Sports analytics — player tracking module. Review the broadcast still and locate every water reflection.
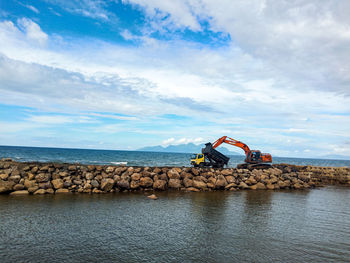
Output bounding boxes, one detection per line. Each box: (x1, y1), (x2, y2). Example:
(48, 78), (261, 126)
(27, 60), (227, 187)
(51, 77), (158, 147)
(242, 190), (273, 225)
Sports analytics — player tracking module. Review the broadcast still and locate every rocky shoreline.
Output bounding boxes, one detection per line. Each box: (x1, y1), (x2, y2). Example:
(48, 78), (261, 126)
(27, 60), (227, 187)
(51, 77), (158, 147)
(0, 159), (349, 195)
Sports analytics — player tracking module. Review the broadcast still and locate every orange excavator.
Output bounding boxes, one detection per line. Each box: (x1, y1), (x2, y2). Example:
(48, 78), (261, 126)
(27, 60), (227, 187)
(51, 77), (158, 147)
(190, 136), (272, 168)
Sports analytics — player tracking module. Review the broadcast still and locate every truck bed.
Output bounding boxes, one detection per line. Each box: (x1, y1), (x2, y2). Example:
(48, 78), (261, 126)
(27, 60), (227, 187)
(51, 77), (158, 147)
(202, 143), (230, 167)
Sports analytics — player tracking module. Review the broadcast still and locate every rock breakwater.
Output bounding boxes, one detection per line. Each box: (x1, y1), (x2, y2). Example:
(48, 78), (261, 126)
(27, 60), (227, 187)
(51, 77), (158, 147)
(0, 159), (349, 195)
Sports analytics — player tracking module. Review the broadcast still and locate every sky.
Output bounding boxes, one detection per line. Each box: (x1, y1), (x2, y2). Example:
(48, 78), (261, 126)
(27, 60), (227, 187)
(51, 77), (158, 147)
(0, 0), (349, 158)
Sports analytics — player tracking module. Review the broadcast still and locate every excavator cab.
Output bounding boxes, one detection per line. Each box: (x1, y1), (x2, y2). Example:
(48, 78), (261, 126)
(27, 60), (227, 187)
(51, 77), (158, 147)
(190, 153), (205, 167)
(249, 151), (261, 162)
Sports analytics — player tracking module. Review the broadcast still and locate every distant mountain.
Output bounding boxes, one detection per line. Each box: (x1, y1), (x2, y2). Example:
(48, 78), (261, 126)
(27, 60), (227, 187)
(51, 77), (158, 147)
(138, 143), (243, 155)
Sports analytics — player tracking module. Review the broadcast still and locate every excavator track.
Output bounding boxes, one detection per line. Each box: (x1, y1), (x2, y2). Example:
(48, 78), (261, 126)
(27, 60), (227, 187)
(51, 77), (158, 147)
(236, 163), (272, 170)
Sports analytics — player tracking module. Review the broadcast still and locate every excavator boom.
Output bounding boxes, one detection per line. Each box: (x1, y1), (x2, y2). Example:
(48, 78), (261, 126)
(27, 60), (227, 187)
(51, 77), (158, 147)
(212, 136), (250, 155)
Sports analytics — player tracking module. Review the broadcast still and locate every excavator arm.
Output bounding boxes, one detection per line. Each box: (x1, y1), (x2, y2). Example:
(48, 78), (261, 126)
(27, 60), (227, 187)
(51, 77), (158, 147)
(212, 136), (251, 155)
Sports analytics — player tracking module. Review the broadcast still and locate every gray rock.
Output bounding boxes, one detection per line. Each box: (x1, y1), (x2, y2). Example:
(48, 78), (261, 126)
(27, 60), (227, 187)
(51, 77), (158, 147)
(36, 173), (50, 183)
(91, 180), (99, 188)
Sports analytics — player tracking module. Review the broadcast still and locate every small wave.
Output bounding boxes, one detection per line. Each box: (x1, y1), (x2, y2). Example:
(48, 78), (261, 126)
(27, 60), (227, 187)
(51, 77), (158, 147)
(110, 161), (128, 165)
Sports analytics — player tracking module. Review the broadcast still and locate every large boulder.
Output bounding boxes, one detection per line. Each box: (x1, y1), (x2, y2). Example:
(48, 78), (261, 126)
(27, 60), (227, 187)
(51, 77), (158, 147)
(215, 175), (227, 189)
(68, 165), (76, 171)
(193, 180), (207, 190)
(85, 173), (94, 180)
(39, 182), (52, 189)
(293, 182), (303, 189)
(266, 183), (275, 190)
(46, 188), (55, 194)
(194, 176), (207, 183)
(246, 176), (257, 185)
(52, 179), (64, 189)
(269, 176), (278, 184)
(117, 180), (130, 189)
(28, 186), (39, 193)
(56, 189), (70, 194)
(168, 179), (181, 189)
(101, 178), (114, 191)
(36, 173), (50, 183)
(105, 166), (115, 173)
(131, 173), (141, 181)
(13, 184), (25, 191)
(130, 180), (140, 189)
(140, 177), (153, 188)
(0, 179), (15, 193)
(168, 169), (180, 180)
(33, 189), (46, 195)
(221, 169), (233, 176)
(238, 182), (249, 189)
(186, 187), (200, 192)
(251, 182), (266, 190)
(158, 173), (168, 181)
(8, 175), (21, 184)
(181, 172), (193, 179)
(278, 180), (290, 189)
(208, 177), (216, 185)
(225, 183), (237, 190)
(153, 180), (167, 190)
(183, 178), (193, 188)
(225, 176), (235, 184)
(91, 180), (99, 188)
(191, 168), (199, 176)
(0, 173), (8, 180)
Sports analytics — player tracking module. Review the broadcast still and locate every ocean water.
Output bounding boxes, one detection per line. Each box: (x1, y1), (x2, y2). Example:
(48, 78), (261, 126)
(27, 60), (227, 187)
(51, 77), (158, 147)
(0, 145), (349, 167)
(1, 187), (350, 262)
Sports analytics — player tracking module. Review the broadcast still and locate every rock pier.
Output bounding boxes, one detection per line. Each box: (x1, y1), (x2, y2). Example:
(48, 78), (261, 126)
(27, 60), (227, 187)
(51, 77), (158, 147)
(0, 159), (349, 195)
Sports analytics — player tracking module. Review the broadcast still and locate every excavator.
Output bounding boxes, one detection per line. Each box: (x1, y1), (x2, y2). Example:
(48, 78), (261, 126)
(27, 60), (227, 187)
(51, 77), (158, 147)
(190, 136), (272, 169)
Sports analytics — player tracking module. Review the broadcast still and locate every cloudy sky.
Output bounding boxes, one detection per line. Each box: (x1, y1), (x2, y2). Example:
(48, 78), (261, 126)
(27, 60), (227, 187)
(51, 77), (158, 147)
(0, 0), (349, 158)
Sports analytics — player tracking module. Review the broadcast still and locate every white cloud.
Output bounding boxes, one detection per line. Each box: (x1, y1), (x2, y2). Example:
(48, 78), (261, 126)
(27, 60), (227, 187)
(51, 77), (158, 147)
(25, 5), (40, 14)
(27, 115), (75, 124)
(13, 18), (48, 46)
(46, 0), (113, 21)
(162, 137), (205, 146)
(162, 138), (175, 146)
(126, 0), (350, 96)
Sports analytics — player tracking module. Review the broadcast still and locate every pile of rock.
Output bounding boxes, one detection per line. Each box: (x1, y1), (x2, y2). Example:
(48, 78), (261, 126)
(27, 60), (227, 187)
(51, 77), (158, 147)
(0, 159), (349, 195)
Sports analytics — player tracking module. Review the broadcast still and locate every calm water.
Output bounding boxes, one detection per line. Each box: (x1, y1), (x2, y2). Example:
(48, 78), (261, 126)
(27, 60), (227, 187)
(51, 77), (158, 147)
(0, 187), (350, 262)
(0, 145), (349, 167)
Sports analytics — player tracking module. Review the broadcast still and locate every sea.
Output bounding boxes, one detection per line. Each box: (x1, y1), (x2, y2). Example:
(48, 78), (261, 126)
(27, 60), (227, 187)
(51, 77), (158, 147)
(0, 145), (349, 167)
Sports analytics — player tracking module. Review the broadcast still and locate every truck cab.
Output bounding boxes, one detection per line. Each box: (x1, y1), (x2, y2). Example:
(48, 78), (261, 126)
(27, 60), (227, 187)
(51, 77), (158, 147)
(190, 153), (205, 167)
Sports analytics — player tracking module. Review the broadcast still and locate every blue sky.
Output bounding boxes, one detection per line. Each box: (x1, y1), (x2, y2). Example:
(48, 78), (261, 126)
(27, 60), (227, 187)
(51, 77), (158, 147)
(0, 0), (349, 158)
